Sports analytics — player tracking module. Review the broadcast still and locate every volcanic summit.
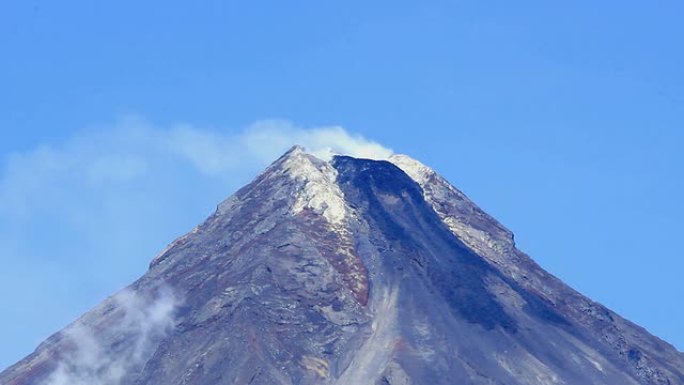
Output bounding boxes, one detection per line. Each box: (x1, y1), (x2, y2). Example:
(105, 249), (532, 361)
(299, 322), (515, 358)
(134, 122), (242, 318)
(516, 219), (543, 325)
(2, 146), (683, 385)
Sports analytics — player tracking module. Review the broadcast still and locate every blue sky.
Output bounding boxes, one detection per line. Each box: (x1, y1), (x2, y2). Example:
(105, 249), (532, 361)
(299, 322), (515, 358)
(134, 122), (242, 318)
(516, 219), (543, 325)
(1, 0), (683, 369)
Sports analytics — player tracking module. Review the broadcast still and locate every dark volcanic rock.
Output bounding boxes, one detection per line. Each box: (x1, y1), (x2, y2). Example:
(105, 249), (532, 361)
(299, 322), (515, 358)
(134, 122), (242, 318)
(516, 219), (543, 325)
(2, 146), (683, 385)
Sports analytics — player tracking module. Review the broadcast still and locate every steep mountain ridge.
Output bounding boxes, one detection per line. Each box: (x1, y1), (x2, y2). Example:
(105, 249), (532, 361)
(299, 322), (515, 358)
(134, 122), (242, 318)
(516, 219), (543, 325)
(2, 146), (682, 385)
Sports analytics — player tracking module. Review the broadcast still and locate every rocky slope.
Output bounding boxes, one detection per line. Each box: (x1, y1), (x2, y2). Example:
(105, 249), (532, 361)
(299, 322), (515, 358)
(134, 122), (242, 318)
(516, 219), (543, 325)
(2, 146), (683, 385)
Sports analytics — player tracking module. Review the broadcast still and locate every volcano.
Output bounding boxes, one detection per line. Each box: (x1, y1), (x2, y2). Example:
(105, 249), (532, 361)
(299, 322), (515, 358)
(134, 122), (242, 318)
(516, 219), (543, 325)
(2, 146), (683, 385)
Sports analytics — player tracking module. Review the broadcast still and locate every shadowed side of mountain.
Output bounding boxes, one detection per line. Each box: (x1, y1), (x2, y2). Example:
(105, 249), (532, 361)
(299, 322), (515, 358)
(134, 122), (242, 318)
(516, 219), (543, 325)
(331, 156), (654, 384)
(388, 154), (684, 385)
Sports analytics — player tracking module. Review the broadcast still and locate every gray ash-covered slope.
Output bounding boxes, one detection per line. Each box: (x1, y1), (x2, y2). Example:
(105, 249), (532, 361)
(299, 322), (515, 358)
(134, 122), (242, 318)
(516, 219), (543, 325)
(2, 146), (684, 385)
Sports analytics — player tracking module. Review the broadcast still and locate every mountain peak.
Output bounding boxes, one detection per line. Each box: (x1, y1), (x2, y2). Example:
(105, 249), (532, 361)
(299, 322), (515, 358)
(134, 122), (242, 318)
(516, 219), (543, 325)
(288, 144), (306, 153)
(270, 144), (320, 170)
(219, 145), (351, 227)
(3, 149), (684, 385)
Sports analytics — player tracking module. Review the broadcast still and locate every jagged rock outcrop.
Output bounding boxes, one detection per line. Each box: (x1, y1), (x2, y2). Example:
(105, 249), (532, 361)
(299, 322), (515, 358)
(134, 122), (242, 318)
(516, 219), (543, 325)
(2, 146), (683, 385)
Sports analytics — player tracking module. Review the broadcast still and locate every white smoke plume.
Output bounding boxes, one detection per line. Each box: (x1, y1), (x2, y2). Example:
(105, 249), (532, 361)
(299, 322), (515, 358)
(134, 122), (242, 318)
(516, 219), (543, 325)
(0, 118), (392, 219)
(43, 288), (178, 385)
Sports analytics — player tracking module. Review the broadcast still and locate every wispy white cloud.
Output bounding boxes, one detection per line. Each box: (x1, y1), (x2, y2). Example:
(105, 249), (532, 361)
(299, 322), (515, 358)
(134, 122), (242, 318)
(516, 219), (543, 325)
(43, 288), (178, 385)
(165, 119), (392, 175)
